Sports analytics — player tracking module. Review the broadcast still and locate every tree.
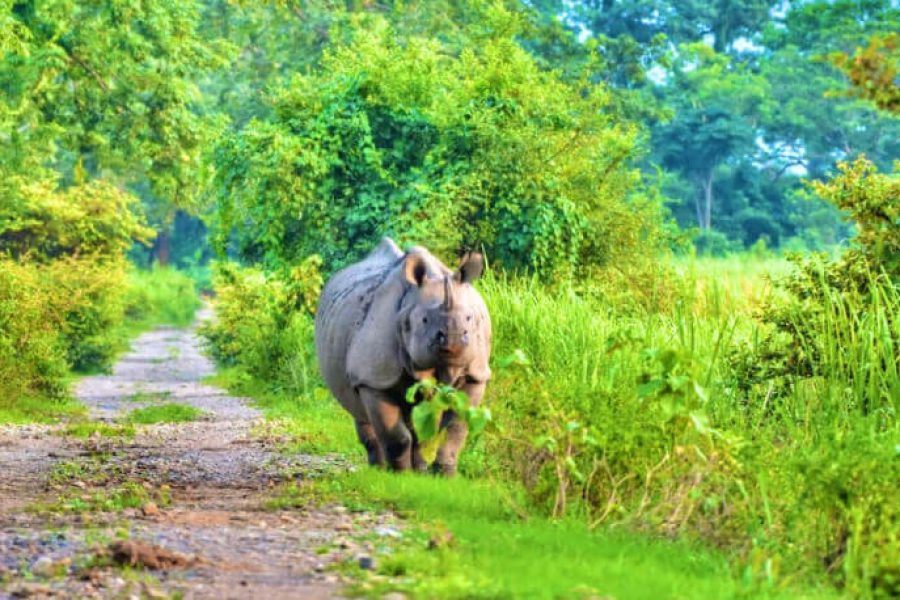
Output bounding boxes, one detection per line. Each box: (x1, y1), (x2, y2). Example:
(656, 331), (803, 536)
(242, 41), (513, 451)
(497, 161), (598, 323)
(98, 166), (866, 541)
(652, 44), (767, 230)
(535, 0), (777, 53)
(759, 1), (900, 177)
(210, 8), (665, 278)
(830, 33), (900, 114)
(1, 0), (230, 263)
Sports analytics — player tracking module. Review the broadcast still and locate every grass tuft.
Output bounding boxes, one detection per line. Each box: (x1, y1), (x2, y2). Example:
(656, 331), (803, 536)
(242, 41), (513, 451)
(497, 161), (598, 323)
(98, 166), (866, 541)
(61, 422), (136, 439)
(125, 403), (205, 424)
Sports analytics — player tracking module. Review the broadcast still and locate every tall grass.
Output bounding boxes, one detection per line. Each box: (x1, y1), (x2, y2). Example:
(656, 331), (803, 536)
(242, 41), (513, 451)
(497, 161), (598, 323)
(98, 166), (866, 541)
(202, 257), (898, 596)
(477, 264), (898, 596)
(123, 267), (202, 330)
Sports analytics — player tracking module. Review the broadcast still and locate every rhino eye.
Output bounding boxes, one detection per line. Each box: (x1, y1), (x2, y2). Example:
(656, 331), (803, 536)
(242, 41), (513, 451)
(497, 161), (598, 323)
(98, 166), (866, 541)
(466, 315), (472, 322)
(422, 317), (428, 324)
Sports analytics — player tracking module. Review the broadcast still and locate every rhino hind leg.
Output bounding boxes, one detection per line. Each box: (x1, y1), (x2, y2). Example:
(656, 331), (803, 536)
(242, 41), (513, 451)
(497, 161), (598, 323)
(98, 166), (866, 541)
(359, 387), (413, 471)
(355, 421), (384, 467)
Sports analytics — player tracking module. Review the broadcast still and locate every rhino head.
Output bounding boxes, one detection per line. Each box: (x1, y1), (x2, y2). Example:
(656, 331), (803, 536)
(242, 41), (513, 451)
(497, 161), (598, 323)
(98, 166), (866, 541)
(399, 252), (486, 383)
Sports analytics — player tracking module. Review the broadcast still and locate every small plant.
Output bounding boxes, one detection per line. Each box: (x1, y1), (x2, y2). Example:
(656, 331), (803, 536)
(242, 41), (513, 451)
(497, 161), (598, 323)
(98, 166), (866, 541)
(61, 422), (136, 440)
(126, 390), (173, 403)
(32, 481), (171, 514)
(125, 403), (205, 424)
(405, 378), (492, 463)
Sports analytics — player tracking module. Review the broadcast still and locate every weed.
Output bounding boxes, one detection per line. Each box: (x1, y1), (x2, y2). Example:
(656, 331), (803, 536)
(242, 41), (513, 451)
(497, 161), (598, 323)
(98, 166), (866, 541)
(125, 403), (205, 424)
(0, 395), (85, 424)
(32, 481), (171, 515)
(126, 391), (173, 403)
(61, 422), (136, 440)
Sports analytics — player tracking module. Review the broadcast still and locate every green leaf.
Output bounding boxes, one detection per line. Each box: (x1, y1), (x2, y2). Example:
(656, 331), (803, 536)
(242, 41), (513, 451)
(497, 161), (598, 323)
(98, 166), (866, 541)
(412, 401), (439, 442)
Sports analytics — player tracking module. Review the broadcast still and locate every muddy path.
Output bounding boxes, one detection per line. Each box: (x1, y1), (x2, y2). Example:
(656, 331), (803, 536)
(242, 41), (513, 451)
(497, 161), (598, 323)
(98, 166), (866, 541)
(0, 310), (387, 599)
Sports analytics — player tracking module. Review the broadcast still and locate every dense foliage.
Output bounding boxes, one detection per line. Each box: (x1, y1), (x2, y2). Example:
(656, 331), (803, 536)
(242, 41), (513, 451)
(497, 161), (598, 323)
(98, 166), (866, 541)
(203, 252), (899, 596)
(2, 0), (899, 596)
(535, 0), (900, 252)
(211, 11), (662, 277)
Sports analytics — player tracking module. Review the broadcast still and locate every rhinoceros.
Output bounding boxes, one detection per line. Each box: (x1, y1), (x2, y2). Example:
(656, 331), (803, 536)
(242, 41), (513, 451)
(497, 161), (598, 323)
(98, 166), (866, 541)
(315, 238), (491, 474)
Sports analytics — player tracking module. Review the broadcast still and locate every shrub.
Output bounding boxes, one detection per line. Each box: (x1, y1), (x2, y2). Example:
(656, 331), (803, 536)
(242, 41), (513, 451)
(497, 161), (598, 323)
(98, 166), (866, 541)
(0, 176), (201, 412)
(210, 9), (666, 278)
(123, 268), (202, 329)
(0, 259), (69, 400)
(0, 178), (153, 261)
(200, 259), (322, 394)
(47, 257), (130, 372)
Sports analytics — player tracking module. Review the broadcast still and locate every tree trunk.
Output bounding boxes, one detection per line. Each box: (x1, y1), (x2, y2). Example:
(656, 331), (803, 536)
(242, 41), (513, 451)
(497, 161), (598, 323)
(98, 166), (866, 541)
(694, 190), (704, 230)
(154, 230), (170, 267)
(702, 170), (714, 230)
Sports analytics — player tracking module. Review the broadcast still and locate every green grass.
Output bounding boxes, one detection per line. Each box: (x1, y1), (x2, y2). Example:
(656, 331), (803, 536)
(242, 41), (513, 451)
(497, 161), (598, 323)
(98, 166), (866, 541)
(0, 395), (85, 424)
(202, 256), (897, 598)
(125, 390), (173, 403)
(61, 421), (136, 439)
(123, 267), (202, 330)
(273, 471), (836, 600)
(124, 403), (205, 424)
(32, 481), (171, 514)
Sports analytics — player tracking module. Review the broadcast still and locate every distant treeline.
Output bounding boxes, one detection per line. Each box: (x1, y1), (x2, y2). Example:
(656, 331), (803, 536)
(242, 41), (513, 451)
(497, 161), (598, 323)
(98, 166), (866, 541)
(2, 0), (898, 268)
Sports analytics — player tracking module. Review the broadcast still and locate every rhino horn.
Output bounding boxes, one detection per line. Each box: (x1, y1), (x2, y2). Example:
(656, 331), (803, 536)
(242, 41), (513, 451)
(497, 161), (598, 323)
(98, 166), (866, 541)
(442, 275), (454, 310)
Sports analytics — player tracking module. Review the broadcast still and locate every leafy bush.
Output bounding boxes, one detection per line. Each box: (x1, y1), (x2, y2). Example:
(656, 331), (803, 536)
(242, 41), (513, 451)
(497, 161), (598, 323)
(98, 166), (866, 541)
(0, 259), (69, 400)
(211, 9), (666, 278)
(200, 259), (322, 394)
(0, 258), (202, 408)
(0, 177), (201, 414)
(123, 268), (202, 329)
(0, 179), (153, 261)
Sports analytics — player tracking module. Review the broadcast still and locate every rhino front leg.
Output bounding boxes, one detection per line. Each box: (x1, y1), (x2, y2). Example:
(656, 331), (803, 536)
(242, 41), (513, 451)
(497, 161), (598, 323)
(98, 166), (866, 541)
(359, 387), (413, 471)
(355, 421), (384, 467)
(402, 406), (428, 472)
(433, 381), (486, 476)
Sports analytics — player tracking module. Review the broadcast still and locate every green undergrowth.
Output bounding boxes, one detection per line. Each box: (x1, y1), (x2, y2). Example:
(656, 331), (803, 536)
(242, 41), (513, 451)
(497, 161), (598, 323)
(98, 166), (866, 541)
(61, 422), (136, 440)
(126, 390), (173, 403)
(122, 267), (202, 332)
(0, 267), (201, 424)
(33, 481), (171, 514)
(273, 471), (837, 600)
(34, 454), (172, 515)
(216, 364), (839, 599)
(202, 258), (896, 596)
(125, 403), (205, 424)
(0, 394), (85, 424)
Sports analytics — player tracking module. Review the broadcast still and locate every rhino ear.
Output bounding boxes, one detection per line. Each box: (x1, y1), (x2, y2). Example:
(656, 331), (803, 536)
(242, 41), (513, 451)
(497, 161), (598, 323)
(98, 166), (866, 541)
(456, 252), (484, 284)
(403, 253), (428, 287)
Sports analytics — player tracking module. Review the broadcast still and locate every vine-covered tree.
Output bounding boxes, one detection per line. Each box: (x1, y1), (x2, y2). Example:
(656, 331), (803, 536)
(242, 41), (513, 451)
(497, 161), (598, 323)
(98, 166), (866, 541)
(210, 8), (666, 277)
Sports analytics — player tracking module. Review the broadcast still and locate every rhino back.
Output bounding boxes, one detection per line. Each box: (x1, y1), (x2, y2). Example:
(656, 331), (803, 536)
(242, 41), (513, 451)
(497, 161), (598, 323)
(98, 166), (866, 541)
(315, 239), (404, 419)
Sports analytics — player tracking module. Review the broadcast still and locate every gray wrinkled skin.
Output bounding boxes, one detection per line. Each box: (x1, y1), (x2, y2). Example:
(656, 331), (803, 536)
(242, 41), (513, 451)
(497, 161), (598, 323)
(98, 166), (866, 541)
(315, 238), (491, 474)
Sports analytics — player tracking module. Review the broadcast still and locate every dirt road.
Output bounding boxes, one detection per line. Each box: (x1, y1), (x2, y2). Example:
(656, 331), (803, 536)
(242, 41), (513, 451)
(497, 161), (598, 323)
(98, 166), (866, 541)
(0, 310), (381, 599)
